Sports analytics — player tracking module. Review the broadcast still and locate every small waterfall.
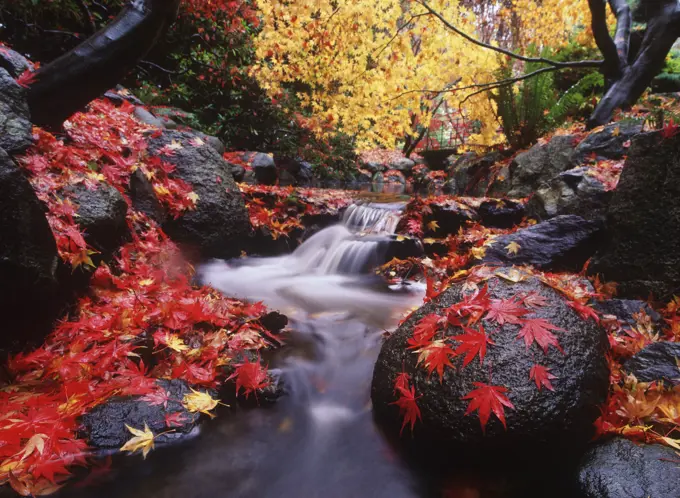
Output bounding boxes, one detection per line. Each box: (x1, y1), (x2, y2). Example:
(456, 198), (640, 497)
(199, 200), (418, 326)
(342, 202), (403, 234)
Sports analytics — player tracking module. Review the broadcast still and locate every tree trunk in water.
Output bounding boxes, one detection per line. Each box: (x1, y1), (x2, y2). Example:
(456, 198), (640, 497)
(587, 0), (680, 128)
(27, 0), (181, 129)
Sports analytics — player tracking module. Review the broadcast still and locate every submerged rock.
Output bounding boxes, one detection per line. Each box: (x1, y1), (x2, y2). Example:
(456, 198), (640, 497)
(482, 215), (602, 272)
(507, 135), (577, 198)
(81, 379), (201, 450)
(147, 130), (251, 259)
(371, 270), (609, 462)
(589, 131), (680, 300)
(623, 342), (680, 386)
(0, 148), (63, 349)
(577, 438), (680, 498)
(0, 67), (32, 154)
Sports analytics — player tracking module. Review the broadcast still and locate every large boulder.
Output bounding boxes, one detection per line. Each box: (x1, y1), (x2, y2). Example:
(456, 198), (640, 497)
(372, 269), (609, 462)
(81, 380), (201, 450)
(478, 199), (525, 229)
(507, 135), (577, 198)
(593, 299), (662, 330)
(425, 200), (479, 237)
(389, 157), (416, 173)
(129, 168), (167, 223)
(527, 167), (612, 221)
(623, 342), (680, 386)
(573, 121), (643, 164)
(0, 149), (62, 348)
(0, 46), (33, 78)
(589, 131), (680, 300)
(577, 438), (680, 498)
(147, 130), (251, 259)
(450, 151), (504, 196)
(481, 215), (603, 272)
(63, 183), (129, 259)
(0, 67), (32, 154)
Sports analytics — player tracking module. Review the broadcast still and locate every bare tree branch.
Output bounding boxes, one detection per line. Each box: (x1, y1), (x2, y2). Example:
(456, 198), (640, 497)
(609, 0), (632, 65)
(417, 0), (603, 69)
(588, 0), (620, 75)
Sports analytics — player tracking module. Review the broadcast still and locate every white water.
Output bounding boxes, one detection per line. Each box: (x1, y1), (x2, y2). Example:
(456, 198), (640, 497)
(199, 202), (424, 329)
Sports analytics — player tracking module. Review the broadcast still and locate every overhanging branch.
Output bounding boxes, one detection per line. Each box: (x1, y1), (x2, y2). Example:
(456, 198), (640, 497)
(417, 0), (603, 69)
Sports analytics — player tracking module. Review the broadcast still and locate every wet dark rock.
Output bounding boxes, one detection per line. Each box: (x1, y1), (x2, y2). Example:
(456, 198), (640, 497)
(147, 130), (251, 259)
(573, 121), (643, 164)
(527, 167), (612, 221)
(0, 68), (32, 154)
(478, 199), (525, 228)
(419, 148), (457, 171)
(589, 131), (680, 300)
(64, 183), (129, 259)
(129, 168), (167, 223)
(0, 148), (63, 349)
(372, 270), (610, 462)
(251, 152), (277, 185)
(133, 106), (166, 128)
(482, 215), (603, 272)
(197, 134), (225, 155)
(362, 161), (386, 174)
(80, 379), (201, 450)
(103, 85), (144, 106)
(426, 201), (478, 236)
(450, 151), (504, 196)
(593, 299), (662, 329)
(623, 342), (680, 386)
(389, 157), (415, 173)
(0, 46), (33, 78)
(296, 161), (314, 186)
(577, 438), (680, 498)
(230, 164), (246, 183)
(508, 135), (577, 198)
(259, 311), (289, 336)
(384, 235), (424, 261)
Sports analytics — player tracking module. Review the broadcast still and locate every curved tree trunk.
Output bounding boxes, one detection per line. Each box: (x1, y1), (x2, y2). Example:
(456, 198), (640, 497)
(27, 0), (181, 129)
(587, 0), (680, 128)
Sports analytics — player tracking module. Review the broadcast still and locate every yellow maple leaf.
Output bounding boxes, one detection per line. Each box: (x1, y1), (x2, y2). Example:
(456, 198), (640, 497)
(120, 423), (155, 459)
(470, 246), (487, 260)
(505, 241), (521, 255)
(186, 191), (200, 203)
(182, 389), (220, 418)
(423, 238), (437, 244)
(168, 140), (183, 150)
(20, 433), (47, 460)
(611, 126), (620, 137)
(495, 268), (527, 283)
(426, 220), (440, 231)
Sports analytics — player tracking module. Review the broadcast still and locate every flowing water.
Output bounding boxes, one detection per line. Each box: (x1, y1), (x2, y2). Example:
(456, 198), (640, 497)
(58, 202), (435, 498)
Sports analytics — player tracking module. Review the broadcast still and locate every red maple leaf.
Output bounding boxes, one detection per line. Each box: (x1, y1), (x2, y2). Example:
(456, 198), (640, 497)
(484, 298), (528, 325)
(227, 355), (270, 399)
(15, 69), (37, 88)
(662, 118), (679, 139)
(567, 300), (600, 323)
(416, 339), (455, 381)
(164, 411), (189, 428)
(391, 385), (422, 435)
(406, 218), (423, 236)
(407, 313), (443, 350)
(452, 325), (494, 367)
(522, 291), (549, 308)
(393, 369), (410, 394)
(142, 389), (172, 408)
(447, 285), (490, 326)
(516, 318), (565, 354)
(462, 382), (515, 433)
(529, 364), (557, 392)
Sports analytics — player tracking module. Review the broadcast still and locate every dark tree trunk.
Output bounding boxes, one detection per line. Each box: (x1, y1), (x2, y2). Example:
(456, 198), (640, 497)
(27, 0), (181, 129)
(587, 0), (680, 128)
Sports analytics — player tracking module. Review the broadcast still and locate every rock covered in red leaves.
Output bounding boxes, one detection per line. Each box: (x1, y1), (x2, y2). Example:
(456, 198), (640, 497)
(371, 267), (609, 462)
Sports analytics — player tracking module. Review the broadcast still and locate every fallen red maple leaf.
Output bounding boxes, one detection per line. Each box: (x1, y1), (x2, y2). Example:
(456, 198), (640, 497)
(391, 385), (422, 435)
(393, 369), (410, 394)
(416, 339), (455, 381)
(407, 313), (443, 350)
(15, 69), (37, 88)
(662, 118), (679, 139)
(141, 389), (172, 408)
(227, 355), (270, 399)
(164, 411), (189, 428)
(516, 318), (565, 354)
(529, 364), (557, 391)
(484, 297), (528, 325)
(567, 300), (600, 323)
(452, 325), (495, 367)
(462, 382), (515, 433)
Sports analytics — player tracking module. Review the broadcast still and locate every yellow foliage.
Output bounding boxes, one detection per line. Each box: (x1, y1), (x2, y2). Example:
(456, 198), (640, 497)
(120, 423), (155, 459)
(252, 0), (600, 150)
(182, 389), (220, 417)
